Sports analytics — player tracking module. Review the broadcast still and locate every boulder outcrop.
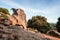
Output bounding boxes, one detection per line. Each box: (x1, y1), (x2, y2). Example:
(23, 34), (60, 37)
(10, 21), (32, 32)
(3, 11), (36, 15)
(1, 8), (60, 40)
(47, 30), (60, 38)
(0, 9), (51, 40)
(7, 8), (26, 30)
(0, 23), (50, 40)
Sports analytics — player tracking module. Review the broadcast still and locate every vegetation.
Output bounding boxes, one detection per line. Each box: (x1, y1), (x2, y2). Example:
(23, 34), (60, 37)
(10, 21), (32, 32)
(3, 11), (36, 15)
(56, 17), (60, 32)
(27, 16), (52, 33)
(0, 8), (10, 19)
(0, 8), (10, 15)
(49, 23), (56, 30)
(0, 13), (8, 19)
(0, 7), (60, 33)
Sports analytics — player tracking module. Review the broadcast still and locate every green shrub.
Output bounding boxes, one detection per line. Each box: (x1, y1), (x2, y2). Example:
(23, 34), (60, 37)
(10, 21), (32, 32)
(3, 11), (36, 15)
(27, 16), (51, 33)
(56, 17), (60, 32)
(0, 8), (10, 15)
(0, 8), (10, 19)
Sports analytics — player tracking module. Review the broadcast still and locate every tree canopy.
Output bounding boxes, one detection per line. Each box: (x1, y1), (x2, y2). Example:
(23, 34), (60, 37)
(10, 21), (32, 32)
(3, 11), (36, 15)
(56, 17), (60, 32)
(27, 16), (51, 33)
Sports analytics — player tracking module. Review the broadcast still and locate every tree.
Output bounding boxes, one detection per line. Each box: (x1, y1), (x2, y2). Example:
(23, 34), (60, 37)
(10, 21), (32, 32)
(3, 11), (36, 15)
(27, 16), (51, 33)
(0, 8), (10, 15)
(56, 17), (60, 32)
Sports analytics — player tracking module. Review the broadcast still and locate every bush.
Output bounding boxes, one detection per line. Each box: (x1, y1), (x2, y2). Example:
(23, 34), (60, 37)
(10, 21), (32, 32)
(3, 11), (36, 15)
(56, 17), (60, 32)
(27, 16), (51, 33)
(0, 8), (10, 15)
(0, 8), (10, 19)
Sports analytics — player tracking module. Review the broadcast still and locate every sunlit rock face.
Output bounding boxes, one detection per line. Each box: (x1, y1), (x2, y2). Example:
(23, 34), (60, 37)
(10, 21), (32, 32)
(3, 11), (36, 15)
(0, 11), (50, 40)
(7, 8), (27, 30)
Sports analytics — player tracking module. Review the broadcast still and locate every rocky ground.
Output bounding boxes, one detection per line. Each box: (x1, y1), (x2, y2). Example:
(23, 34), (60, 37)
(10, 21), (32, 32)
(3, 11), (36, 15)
(0, 23), (50, 40)
(43, 34), (60, 40)
(0, 8), (60, 40)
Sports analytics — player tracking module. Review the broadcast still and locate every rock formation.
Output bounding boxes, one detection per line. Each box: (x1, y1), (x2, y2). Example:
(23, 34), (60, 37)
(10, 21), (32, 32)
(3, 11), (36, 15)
(0, 8), (51, 40)
(0, 8), (60, 40)
(7, 8), (26, 30)
(47, 30), (60, 38)
(0, 23), (50, 40)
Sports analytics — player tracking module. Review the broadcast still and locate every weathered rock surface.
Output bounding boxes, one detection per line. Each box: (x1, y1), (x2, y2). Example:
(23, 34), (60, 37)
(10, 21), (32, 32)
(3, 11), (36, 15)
(7, 8), (26, 30)
(0, 23), (50, 40)
(0, 8), (52, 40)
(47, 30), (60, 38)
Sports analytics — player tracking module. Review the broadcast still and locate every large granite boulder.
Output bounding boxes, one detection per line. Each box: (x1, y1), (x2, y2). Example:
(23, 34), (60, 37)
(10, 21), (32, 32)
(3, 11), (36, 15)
(7, 8), (26, 30)
(0, 23), (50, 40)
(47, 30), (60, 38)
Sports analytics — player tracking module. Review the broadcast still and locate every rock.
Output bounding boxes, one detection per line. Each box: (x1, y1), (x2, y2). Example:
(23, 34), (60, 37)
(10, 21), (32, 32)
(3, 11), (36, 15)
(7, 15), (17, 25)
(0, 8), (51, 40)
(12, 8), (26, 30)
(0, 12), (12, 26)
(0, 24), (50, 40)
(47, 30), (60, 38)
(0, 8), (27, 30)
(7, 8), (26, 30)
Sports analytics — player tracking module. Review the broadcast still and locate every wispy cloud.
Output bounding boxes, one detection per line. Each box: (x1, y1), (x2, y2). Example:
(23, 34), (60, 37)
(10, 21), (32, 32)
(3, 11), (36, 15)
(0, 0), (60, 23)
(0, 0), (53, 14)
(0, 0), (46, 14)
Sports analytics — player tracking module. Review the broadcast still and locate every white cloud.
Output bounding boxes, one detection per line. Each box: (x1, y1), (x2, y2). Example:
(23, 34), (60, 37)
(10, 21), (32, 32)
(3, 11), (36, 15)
(0, 0), (45, 14)
(0, 0), (54, 14)
(0, 0), (60, 23)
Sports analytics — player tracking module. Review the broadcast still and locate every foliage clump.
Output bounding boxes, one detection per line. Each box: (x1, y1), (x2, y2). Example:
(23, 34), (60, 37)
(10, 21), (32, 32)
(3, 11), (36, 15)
(27, 16), (51, 33)
(0, 8), (10, 19)
(0, 8), (10, 15)
(56, 17), (60, 32)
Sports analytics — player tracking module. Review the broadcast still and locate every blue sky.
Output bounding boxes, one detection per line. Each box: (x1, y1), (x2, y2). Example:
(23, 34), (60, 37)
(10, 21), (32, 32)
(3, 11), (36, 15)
(0, 0), (60, 23)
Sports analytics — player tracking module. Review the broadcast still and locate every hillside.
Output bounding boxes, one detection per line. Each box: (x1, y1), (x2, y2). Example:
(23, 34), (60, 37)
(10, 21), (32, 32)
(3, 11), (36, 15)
(0, 8), (60, 40)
